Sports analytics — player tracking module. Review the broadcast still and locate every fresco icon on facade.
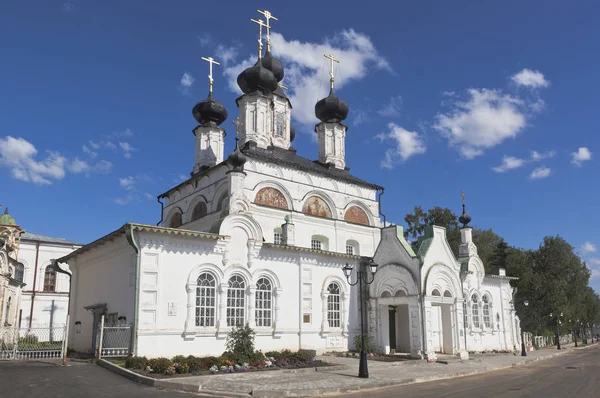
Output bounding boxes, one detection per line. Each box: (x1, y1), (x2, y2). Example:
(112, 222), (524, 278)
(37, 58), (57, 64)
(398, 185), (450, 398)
(302, 196), (332, 218)
(255, 187), (288, 210)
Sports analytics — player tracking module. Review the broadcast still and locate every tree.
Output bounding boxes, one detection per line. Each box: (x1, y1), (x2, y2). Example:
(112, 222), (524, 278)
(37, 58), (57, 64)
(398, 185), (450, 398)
(404, 206), (460, 256)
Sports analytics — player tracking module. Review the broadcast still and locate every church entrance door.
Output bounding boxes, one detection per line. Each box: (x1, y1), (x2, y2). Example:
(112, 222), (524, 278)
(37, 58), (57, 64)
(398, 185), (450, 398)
(388, 306), (397, 351)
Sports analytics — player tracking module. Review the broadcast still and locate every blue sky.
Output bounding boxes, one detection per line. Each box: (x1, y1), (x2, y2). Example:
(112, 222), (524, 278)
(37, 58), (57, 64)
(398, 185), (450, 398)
(1, 1), (598, 290)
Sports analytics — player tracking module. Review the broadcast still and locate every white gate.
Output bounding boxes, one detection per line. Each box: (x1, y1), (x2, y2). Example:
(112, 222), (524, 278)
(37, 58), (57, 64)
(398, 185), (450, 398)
(0, 324), (66, 360)
(95, 315), (132, 358)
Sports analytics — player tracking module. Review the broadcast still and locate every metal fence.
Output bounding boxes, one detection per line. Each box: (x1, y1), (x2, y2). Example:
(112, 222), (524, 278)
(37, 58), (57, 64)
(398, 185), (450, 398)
(95, 317), (132, 358)
(0, 325), (66, 360)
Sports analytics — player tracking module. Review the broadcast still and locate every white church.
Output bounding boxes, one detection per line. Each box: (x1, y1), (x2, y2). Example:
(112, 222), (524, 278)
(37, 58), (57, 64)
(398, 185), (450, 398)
(58, 11), (522, 360)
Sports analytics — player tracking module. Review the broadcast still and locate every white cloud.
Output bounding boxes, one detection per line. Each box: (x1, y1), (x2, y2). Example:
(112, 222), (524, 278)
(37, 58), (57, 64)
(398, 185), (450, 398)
(511, 69), (550, 88)
(68, 158), (89, 174)
(68, 158), (113, 175)
(0, 136), (67, 185)
(88, 140), (101, 150)
(588, 258), (600, 265)
(197, 33), (212, 47)
(144, 193), (154, 200)
(571, 147), (592, 166)
(492, 156), (526, 173)
(377, 95), (402, 118)
(119, 142), (134, 158)
(379, 123), (426, 168)
(215, 44), (239, 67)
(224, 29), (390, 129)
(114, 194), (138, 206)
(434, 89), (528, 159)
(82, 144), (98, 158)
(352, 109), (370, 126)
(180, 72), (194, 88)
(119, 176), (135, 190)
(581, 242), (597, 254)
(530, 150), (555, 161)
(529, 166), (551, 179)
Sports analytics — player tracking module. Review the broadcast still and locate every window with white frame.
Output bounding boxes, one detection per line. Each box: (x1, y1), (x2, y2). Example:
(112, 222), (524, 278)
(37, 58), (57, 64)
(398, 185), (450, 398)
(14, 263), (24, 283)
(346, 244), (354, 255)
(255, 277), (273, 327)
(345, 240), (359, 256)
(327, 282), (341, 328)
(275, 112), (284, 137)
(227, 275), (246, 327)
(463, 293), (469, 329)
(196, 272), (216, 327)
(273, 228), (283, 245)
(482, 295), (491, 328)
(471, 294), (480, 328)
(311, 239), (322, 251)
(43, 265), (56, 292)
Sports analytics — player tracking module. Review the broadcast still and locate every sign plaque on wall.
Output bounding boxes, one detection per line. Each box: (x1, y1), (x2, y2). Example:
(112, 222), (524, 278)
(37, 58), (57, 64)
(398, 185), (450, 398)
(168, 302), (177, 316)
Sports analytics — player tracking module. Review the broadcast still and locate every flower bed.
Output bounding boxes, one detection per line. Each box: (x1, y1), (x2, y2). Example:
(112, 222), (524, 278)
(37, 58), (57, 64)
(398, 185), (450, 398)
(123, 349), (329, 378)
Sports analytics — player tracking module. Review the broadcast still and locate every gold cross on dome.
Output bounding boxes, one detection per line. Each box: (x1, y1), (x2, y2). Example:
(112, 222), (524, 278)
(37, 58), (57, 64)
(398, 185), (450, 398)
(251, 18), (268, 59)
(257, 9), (278, 51)
(461, 190), (466, 205)
(278, 81), (288, 91)
(323, 54), (340, 90)
(232, 117), (243, 138)
(201, 56), (220, 93)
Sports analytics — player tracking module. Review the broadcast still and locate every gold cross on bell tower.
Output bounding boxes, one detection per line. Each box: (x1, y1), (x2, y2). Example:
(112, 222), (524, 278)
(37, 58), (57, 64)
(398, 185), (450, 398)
(461, 190), (466, 206)
(250, 18), (268, 60)
(323, 54), (340, 90)
(232, 116), (243, 139)
(257, 9), (278, 51)
(201, 56), (220, 93)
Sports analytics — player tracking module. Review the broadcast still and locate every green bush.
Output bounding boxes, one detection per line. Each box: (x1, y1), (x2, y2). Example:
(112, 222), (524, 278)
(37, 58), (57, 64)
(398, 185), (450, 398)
(124, 355), (148, 370)
(148, 357), (173, 374)
(18, 334), (39, 345)
(225, 324), (256, 357)
(185, 355), (207, 372)
(353, 335), (375, 353)
(296, 349), (316, 362)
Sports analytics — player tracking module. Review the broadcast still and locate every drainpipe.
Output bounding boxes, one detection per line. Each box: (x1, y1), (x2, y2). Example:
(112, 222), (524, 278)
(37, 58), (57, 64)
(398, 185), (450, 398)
(51, 260), (71, 366)
(419, 279), (427, 359)
(125, 225), (141, 356)
(460, 272), (468, 353)
(28, 241), (40, 330)
(157, 197), (165, 226)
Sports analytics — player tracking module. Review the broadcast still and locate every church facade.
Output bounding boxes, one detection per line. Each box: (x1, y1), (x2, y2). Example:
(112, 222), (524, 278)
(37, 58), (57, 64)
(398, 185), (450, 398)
(58, 11), (521, 359)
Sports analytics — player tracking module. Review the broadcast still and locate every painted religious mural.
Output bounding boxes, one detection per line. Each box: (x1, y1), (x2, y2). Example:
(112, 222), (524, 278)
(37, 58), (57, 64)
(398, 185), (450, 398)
(344, 206), (369, 226)
(254, 187), (288, 210)
(302, 196), (332, 218)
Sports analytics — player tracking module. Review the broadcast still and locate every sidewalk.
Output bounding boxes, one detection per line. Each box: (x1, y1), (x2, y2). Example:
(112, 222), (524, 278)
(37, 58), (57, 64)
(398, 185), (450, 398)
(99, 343), (597, 398)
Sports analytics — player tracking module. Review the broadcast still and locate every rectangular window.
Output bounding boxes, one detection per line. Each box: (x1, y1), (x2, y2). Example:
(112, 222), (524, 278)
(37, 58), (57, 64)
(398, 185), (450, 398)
(303, 298), (312, 310)
(311, 239), (322, 251)
(303, 314), (311, 324)
(275, 113), (284, 137)
(273, 232), (282, 245)
(346, 244), (354, 255)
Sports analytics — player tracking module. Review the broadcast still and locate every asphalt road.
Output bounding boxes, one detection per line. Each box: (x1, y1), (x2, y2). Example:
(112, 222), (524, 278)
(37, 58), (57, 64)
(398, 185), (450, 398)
(347, 345), (600, 397)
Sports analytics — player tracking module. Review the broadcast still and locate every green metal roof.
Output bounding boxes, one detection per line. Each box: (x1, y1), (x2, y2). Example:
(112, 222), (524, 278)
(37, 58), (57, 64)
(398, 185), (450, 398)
(0, 208), (16, 226)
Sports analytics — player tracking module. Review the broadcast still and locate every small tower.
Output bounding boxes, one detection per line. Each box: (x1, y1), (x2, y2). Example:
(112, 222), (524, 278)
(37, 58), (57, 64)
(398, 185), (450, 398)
(225, 117), (249, 213)
(192, 56), (228, 175)
(458, 191), (476, 258)
(0, 207), (24, 260)
(236, 10), (292, 150)
(315, 54), (349, 169)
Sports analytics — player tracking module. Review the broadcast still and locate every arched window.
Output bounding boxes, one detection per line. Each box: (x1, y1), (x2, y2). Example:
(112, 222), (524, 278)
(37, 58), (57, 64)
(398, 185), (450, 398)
(273, 227), (283, 245)
(471, 294), (480, 328)
(169, 212), (182, 228)
(255, 278), (273, 327)
(482, 295), (491, 328)
(191, 201), (207, 221)
(227, 275), (246, 327)
(195, 273), (216, 327)
(216, 191), (228, 211)
(255, 187), (288, 210)
(43, 265), (56, 292)
(443, 290), (452, 298)
(327, 283), (341, 328)
(432, 289), (441, 296)
(311, 235), (328, 251)
(463, 293), (469, 329)
(302, 196), (332, 218)
(344, 206), (369, 226)
(14, 263), (24, 283)
(345, 240), (359, 255)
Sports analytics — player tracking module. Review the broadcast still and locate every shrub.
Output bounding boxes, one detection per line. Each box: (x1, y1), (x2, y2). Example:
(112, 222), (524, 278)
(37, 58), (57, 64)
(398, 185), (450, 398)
(18, 334), (39, 345)
(353, 335), (375, 353)
(185, 355), (206, 372)
(124, 356), (148, 370)
(225, 324), (256, 357)
(171, 355), (188, 364)
(296, 349), (316, 362)
(148, 357), (173, 374)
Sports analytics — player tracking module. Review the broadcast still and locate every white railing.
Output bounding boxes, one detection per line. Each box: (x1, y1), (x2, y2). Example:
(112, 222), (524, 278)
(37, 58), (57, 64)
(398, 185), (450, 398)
(95, 315), (132, 358)
(0, 324), (66, 360)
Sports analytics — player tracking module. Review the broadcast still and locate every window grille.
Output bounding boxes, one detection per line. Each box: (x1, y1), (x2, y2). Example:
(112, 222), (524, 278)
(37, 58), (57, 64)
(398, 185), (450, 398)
(482, 295), (491, 328)
(275, 113), (284, 137)
(14, 263), (24, 283)
(196, 273), (216, 327)
(471, 294), (480, 328)
(346, 244), (354, 255)
(311, 239), (322, 251)
(227, 275), (246, 327)
(43, 266), (56, 292)
(255, 278), (272, 327)
(274, 232), (282, 245)
(327, 283), (341, 328)
(463, 293), (469, 329)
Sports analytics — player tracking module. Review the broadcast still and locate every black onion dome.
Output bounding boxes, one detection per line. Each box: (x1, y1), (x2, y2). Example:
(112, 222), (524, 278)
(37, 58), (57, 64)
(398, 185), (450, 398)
(459, 204), (472, 228)
(227, 139), (247, 172)
(315, 89), (349, 123)
(192, 92), (228, 127)
(237, 59), (278, 95)
(290, 125), (296, 142)
(261, 50), (284, 82)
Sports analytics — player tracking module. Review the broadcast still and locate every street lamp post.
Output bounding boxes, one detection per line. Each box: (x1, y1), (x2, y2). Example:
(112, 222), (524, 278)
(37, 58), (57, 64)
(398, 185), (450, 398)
(521, 300), (529, 356)
(550, 312), (563, 350)
(343, 260), (378, 379)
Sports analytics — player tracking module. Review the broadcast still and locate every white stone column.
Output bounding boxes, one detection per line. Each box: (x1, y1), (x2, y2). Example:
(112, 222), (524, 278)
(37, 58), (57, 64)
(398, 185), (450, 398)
(183, 284), (196, 339)
(321, 291), (330, 335)
(341, 290), (349, 336)
(247, 285), (256, 327)
(217, 282), (228, 332)
(274, 288), (283, 337)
